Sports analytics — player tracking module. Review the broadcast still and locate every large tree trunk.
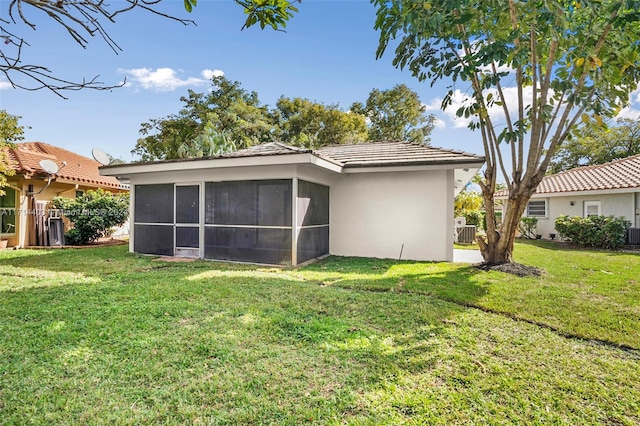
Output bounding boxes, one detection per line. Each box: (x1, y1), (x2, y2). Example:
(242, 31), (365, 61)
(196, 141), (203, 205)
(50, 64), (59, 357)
(477, 182), (536, 264)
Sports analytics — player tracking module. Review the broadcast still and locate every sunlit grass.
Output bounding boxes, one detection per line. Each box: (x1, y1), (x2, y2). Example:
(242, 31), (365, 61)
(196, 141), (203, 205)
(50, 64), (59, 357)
(0, 243), (638, 424)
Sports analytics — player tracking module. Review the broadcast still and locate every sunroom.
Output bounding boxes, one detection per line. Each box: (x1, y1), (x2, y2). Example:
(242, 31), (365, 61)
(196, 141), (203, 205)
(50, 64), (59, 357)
(101, 142), (484, 265)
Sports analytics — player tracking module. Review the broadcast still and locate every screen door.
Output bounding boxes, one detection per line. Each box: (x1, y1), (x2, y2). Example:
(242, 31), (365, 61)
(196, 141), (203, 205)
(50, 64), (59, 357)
(175, 184), (200, 257)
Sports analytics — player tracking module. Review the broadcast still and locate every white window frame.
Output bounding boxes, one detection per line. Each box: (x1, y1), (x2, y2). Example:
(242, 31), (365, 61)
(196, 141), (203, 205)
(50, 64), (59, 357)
(526, 199), (547, 218)
(584, 201), (601, 218)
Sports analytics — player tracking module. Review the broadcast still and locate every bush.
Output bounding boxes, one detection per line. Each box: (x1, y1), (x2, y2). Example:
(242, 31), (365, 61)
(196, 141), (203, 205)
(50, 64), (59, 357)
(51, 189), (129, 245)
(458, 209), (485, 229)
(555, 215), (630, 250)
(518, 217), (538, 239)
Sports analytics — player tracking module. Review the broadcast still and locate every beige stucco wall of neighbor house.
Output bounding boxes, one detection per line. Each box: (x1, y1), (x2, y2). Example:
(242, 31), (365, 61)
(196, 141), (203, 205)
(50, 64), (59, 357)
(2, 178), (125, 248)
(329, 169), (454, 262)
(530, 192), (637, 237)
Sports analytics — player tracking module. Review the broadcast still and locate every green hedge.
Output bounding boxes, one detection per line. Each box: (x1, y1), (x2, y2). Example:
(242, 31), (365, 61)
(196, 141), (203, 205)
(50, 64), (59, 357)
(555, 215), (630, 250)
(52, 189), (129, 245)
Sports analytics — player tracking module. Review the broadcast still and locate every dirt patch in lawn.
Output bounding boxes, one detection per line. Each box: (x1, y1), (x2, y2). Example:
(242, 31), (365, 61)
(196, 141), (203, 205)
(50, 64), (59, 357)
(477, 262), (543, 277)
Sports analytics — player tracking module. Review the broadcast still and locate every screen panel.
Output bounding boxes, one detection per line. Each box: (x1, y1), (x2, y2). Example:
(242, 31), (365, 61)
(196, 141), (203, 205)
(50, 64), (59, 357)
(297, 180), (329, 227)
(134, 224), (174, 256)
(297, 226), (329, 263)
(176, 185), (199, 224)
(205, 180), (292, 226)
(135, 184), (174, 224)
(176, 226), (199, 248)
(205, 227), (292, 265)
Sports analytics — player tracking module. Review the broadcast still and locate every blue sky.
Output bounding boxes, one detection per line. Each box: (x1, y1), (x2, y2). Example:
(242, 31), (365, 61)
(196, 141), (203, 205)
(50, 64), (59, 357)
(2, 0), (640, 164)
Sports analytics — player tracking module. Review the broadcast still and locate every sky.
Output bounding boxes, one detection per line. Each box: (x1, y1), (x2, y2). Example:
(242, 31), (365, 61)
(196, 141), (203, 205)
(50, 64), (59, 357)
(1, 0), (640, 164)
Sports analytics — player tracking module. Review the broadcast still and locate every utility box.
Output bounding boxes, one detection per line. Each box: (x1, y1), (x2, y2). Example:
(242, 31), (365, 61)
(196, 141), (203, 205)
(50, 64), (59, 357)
(457, 225), (477, 244)
(626, 228), (640, 245)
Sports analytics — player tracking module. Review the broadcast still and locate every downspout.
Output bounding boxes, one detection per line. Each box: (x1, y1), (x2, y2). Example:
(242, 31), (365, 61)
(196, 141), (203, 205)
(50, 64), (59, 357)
(633, 192), (640, 228)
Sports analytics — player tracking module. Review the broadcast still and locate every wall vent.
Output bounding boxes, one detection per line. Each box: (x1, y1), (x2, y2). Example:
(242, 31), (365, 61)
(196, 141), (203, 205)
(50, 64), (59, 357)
(626, 228), (640, 245)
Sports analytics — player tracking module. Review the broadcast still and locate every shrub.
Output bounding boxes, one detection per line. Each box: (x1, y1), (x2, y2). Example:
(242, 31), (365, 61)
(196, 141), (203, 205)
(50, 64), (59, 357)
(555, 215), (630, 250)
(51, 189), (129, 245)
(518, 217), (538, 239)
(458, 209), (485, 229)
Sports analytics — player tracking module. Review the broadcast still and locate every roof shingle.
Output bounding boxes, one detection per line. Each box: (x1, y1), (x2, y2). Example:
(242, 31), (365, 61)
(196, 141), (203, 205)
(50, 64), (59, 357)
(496, 154), (640, 197)
(5, 142), (126, 189)
(314, 141), (483, 168)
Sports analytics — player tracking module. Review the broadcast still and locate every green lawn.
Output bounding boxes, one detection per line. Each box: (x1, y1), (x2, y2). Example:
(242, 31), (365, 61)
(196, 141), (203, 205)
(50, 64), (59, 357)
(0, 243), (638, 425)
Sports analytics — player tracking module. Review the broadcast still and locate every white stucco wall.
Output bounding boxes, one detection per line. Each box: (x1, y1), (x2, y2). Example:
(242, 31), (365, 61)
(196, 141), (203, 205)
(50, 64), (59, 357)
(119, 164), (456, 262)
(529, 192), (638, 237)
(329, 169), (454, 261)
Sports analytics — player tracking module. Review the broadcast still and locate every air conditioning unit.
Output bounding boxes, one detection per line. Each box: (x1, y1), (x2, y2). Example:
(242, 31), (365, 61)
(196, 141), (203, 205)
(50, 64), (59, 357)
(626, 228), (640, 245)
(457, 225), (477, 244)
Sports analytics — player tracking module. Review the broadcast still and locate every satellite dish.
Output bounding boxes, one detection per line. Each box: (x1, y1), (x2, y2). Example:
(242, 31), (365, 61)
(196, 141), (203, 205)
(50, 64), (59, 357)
(39, 159), (59, 175)
(92, 147), (111, 166)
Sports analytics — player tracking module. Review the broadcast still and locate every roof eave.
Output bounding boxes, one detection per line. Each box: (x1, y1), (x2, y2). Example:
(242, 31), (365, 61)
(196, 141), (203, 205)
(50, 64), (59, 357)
(100, 152), (341, 177)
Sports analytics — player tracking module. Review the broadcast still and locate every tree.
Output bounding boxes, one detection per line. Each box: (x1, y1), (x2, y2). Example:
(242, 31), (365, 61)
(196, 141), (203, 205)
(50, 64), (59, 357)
(1, 0), (299, 98)
(374, 0), (640, 264)
(177, 121), (236, 159)
(350, 84), (436, 144)
(274, 97), (368, 148)
(0, 110), (26, 192)
(133, 76), (275, 161)
(454, 187), (484, 229)
(549, 117), (640, 173)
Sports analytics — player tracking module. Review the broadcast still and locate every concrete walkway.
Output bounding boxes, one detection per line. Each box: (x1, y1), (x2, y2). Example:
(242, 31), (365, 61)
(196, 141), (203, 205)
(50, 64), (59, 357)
(453, 249), (484, 264)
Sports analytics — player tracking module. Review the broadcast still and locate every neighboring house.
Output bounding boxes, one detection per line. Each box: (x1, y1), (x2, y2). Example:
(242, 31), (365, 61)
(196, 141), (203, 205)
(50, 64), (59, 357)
(100, 141), (484, 265)
(495, 155), (640, 238)
(1, 142), (129, 248)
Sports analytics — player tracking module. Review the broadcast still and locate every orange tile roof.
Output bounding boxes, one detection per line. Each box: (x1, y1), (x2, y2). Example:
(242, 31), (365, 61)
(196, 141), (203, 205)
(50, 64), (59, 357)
(5, 142), (127, 190)
(495, 154), (640, 197)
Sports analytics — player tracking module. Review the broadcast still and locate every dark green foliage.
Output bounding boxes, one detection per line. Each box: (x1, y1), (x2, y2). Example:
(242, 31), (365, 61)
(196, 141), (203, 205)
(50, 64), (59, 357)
(51, 189), (129, 245)
(549, 118), (640, 174)
(518, 217), (539, 239)
(555, 215), (630, 250)
(458, 209), (484, 229)
(350, 84), (436, 144)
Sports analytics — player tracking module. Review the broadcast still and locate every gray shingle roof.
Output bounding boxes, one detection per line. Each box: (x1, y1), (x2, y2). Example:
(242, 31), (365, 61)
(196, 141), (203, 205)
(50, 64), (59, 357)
(108, 141), (484, 169)
(314, 141), (484, 168)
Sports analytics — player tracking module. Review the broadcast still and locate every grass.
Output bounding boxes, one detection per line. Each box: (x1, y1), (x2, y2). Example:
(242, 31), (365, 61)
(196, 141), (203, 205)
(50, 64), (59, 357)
(0, 242), (638, 424)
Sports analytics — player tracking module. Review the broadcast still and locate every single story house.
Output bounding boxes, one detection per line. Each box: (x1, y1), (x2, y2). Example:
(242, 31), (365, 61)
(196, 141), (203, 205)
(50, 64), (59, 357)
(100, 141), (485, 265)
(1, 142), (129, 248)
(496, 154), (640, 238)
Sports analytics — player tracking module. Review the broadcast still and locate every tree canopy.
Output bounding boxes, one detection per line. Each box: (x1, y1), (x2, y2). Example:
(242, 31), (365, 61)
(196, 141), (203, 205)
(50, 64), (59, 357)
(275, 97), (368, 148)
(350, 84), (436, 144)
(549, 117), (640, 173)
(133, 76), (275, 161)
(0, 0), (300, 97)
(374, 0), (640, 263)
(0, 110), (25, 192)
(133, 76), (435, 161)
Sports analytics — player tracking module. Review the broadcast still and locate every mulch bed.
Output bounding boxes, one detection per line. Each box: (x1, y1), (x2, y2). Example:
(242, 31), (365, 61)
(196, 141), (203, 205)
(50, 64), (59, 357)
(476, 262), (543, 277)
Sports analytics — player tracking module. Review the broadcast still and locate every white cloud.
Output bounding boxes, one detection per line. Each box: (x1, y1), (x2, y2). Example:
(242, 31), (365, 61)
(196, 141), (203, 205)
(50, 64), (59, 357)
(202, 69), (224, 80)
(428, 86), (535, 129)
(118, 67), (223, 91)
(616, 106), (640, 120)
(0, 80), (12, 90)
(433, 118), (446, 129)
(631, 82), (640, 103)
